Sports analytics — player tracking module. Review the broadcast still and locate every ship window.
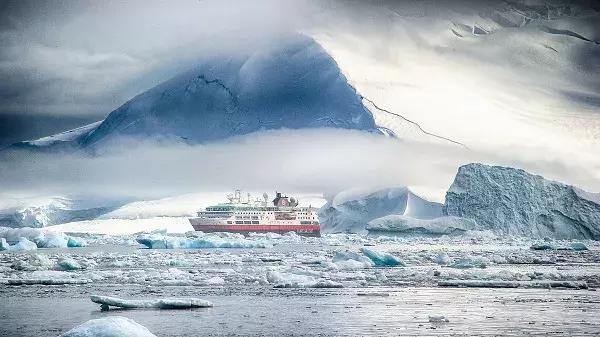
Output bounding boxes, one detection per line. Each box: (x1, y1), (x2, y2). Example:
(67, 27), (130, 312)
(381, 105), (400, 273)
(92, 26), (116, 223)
(227, 221), (232, 224)
(252, 216), (258, 220)
(235, 221), (243, 224)
(252, 221), (259, 224)
(244, 221), (252, 224)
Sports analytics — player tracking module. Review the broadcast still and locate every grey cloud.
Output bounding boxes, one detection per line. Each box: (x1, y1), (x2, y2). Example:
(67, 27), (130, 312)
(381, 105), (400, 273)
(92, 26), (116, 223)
(1, 129), (598, 202)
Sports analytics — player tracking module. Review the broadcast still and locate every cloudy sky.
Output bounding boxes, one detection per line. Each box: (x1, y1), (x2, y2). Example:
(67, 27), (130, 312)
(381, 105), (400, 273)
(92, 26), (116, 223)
(0, 0), (599, 199)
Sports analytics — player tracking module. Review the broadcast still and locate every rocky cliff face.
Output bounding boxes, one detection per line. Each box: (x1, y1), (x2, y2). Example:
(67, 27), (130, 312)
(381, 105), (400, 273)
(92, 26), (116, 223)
(444, 163), (600, 239)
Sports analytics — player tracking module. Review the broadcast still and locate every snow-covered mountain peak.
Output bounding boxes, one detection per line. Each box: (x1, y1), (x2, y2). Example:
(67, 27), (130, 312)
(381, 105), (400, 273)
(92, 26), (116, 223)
(16, 34), (381, 151)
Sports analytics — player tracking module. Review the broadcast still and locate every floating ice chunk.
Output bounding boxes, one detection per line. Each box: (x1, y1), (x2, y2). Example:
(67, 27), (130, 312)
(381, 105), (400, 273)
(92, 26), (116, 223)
(60, 316), (157, 337)
(266, 271), (343, 288)
(530, 243), (555, 250)
(449, 256), (489, 269)
(167, 259), (191, 267)
(360, 247), (405, 267)
(0, 238), (8, 251)
(67, 236), (87, 247)
(570, 242), (588, 251)
(8, 237), (38, 251)
(332, 251), (373, 269)
(36, 232), (69, 248)
(0, 227), (43, 243)
(429, 315), (449, 323)
(57, 257), (82, 271)
(435, 253), (452, 265)
(0, 227), (86, 249)
(10, 254), (52, 270)
(90, 295), (213, 310)
(205, 276), (225, 285)
(136, 234), (269, 249)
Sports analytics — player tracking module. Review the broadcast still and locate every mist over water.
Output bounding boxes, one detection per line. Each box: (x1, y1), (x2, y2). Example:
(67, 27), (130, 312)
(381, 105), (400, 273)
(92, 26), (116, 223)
(2, 128), (598, 203)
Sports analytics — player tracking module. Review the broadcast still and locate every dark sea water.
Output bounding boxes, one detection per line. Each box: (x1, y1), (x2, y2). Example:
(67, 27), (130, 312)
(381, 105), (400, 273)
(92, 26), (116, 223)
(1, 286), (598, 337)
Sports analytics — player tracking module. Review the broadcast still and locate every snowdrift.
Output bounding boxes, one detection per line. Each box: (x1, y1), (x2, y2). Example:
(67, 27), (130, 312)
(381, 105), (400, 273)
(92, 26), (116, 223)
(319, 187), (443, 233)
(444, 163), (600, 239)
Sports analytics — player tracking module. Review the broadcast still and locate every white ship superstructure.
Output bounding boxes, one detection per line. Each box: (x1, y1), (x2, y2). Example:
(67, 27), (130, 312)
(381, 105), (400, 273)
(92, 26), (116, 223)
(189, 191), (320, 236)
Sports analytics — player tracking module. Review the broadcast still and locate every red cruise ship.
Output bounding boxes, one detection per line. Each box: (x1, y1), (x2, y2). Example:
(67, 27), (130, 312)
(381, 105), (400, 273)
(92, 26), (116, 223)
(189, 190), (320, 236)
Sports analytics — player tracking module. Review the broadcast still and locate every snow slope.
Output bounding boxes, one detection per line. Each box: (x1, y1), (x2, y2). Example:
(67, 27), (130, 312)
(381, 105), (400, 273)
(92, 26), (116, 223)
(16, 34), (379, 151)
(47, 217), (193, 235)
(0, 196), (121, 228)
(444, 163), (600, 239)
(319, 187), (443, 233)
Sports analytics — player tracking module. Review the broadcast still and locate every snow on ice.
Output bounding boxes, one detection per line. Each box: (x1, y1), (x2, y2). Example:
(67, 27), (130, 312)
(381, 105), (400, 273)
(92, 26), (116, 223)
(60, 316), (157, 337)
(444, 163), (600, 239)
(90, 295), (212, 310)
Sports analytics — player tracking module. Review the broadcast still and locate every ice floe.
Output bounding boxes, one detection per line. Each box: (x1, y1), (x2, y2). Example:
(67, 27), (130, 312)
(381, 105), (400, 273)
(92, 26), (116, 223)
(428, 315), (449, 323)
(360, 247), (405, 267)
(91, 295), (212, 310)
(0, 227), (87, 250)
(8, 237), (38, 251)
(136, 233), (270, 249)
(60, 316), (157, 337)
(266, 271), (343, 288)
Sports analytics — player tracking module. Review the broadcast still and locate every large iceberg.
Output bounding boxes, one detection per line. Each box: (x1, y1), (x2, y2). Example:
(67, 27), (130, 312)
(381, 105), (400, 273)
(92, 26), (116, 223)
(319, 187), (443, 233)
(0, 227), (87, 249)
(366, 215), (476, 236)
(60, 317), (157, 337)
(359, 247), (405, 267)
(444, 163), (600, 239)
(7, 237), (38, 251)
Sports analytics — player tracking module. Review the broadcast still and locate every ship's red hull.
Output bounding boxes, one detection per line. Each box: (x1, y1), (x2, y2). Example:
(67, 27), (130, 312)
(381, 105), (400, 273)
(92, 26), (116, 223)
(191, 223), (321, 237)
